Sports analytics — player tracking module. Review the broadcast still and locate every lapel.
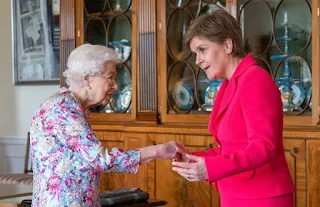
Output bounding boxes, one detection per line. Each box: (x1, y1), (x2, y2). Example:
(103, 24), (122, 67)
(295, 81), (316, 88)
(208, 80), (228, 137)
(209, 54), (258, 131)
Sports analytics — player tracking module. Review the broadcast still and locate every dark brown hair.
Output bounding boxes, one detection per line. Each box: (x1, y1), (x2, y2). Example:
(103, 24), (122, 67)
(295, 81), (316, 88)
(183, 8), (246, 58)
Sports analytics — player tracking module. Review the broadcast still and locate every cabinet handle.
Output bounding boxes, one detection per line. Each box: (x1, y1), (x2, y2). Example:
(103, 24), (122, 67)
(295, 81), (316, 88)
(293, 147), (299, 153)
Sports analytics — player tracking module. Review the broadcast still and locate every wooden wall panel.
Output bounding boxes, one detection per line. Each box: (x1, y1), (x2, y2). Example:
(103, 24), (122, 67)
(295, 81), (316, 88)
(283, 139), (306, 207)
(307, 140), (320, 207)
(96, 131), (125, 192)
(124, 133), (148, 191)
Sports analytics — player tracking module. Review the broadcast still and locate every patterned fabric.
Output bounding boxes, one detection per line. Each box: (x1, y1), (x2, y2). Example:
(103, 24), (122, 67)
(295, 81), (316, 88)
(30, 87), (140, 207)
(0, 174), (33, 185)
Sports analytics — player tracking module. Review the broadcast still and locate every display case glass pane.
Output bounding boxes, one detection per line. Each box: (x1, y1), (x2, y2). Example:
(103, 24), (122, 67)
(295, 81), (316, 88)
(166, 0), (226, 114)
(237, 0), (312, 115)
(85, 18), (107, 45)
(84, 0), (107, 14)
(84, 0), (132, 113)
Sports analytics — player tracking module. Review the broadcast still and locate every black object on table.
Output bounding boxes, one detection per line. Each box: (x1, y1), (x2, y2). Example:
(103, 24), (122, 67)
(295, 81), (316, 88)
(100, 187), (148, 206)
(113, 199), (167, 207)
(20, 199), (32, 207)
(100, 187), (167, 207)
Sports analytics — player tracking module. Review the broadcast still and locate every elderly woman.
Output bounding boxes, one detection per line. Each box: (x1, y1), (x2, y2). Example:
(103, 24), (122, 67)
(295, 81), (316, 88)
(30, 44), (179, 207)
(172, 8), (295, 207)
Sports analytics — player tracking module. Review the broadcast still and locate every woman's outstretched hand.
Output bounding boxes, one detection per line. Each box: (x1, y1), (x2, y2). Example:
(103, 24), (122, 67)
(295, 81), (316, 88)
(172, 154), (209, 182)
(139, 141), (183, 164)
(160, 141), (184, 160)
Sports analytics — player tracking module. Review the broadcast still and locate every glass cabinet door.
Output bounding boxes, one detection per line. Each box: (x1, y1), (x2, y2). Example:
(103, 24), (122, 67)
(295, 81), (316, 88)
(165, 0), (226, 115)
(160, 0), (227, 123)
(160, 0), (318, 125)
(83, 0), (133, 114)
(236, 0), (314, 124)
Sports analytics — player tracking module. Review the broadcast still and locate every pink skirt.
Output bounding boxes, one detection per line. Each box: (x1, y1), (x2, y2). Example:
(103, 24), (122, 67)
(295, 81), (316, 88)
(220, 193), (294, 207)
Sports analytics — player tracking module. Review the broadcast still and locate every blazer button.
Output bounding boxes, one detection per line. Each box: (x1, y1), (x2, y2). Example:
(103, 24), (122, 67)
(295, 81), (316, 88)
(218, 145), (220, 148)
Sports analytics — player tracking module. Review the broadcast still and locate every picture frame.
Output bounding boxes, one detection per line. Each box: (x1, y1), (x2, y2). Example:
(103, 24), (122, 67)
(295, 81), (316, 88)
(12, 0), (60, 85)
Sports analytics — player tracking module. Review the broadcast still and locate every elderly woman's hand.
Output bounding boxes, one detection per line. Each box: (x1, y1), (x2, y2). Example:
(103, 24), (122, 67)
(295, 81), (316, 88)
(139, 141), (182, 164)
(172, 154), (208, 182)
(159, 141), (182, 160)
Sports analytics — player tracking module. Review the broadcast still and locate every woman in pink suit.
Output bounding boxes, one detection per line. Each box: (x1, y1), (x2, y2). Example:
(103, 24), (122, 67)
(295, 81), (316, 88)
(171, 8), (295, 207)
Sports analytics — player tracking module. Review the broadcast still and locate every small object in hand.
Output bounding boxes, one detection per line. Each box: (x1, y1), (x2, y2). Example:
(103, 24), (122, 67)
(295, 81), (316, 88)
(175, 152), (181, 160)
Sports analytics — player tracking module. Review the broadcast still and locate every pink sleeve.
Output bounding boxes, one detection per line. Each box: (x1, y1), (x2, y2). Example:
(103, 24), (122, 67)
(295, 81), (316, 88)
(192, 147), (219, 157)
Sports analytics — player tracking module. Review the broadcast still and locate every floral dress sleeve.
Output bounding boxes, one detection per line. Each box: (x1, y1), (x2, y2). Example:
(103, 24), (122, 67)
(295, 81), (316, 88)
(50, 98), (140, 173)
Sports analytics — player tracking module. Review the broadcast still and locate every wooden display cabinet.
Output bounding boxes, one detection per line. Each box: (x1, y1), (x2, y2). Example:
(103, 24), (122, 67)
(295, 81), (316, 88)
(60, 0), (320, 206)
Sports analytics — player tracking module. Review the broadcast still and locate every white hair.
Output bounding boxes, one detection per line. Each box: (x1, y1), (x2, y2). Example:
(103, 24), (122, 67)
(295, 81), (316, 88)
(63, 43), (119, 87)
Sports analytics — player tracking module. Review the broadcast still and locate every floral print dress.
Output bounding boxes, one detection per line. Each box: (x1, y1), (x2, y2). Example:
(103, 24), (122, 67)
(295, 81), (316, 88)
(30, 87), (140, 207)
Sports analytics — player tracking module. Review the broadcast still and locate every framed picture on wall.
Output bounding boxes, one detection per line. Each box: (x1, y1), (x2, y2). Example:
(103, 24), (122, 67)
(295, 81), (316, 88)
(12, 0), (60, 85)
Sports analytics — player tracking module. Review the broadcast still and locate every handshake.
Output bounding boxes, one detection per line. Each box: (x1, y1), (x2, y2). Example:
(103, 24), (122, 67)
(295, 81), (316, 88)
(139, 141), (209, 181)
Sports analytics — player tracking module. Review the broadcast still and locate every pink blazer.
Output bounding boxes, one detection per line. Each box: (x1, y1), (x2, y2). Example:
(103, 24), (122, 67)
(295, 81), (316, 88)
(193, 54), (295, 199)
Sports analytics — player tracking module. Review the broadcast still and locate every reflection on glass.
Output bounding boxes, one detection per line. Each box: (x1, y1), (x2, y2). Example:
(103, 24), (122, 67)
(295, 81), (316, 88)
(84, 0), (106, 14)
(169, 0), (191, 7)
(108, 16), (132, 63)
(240, 1), (272, 57)
(307, 87), (312, 109)
(167, 8), (193, 60)
(199, 4), (224, 16)
(202, 0), (226, 5)
(109, 0), (131, 11)
(85, 18), (107, 45)
(274, 1), (311, 55)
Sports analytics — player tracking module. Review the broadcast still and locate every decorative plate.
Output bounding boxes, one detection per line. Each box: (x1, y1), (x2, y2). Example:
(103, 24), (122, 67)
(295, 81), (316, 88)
(172, 81), (193, 110)
(117, 84), (132, 112)
(279, 83), (305, 108)
(110, 83), (132, 112)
